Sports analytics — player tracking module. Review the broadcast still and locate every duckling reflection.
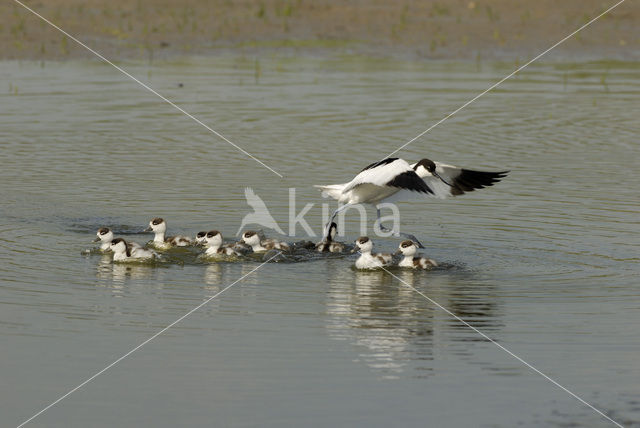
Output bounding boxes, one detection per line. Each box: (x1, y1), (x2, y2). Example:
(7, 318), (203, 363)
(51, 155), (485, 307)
(111, 262), (155, 283)
(326, 269), (431, 378)
(96, 254), (114, 280)
(204, 263), (223, 286)
(97, 253), (155, 283)
(326, 265), (502, 377)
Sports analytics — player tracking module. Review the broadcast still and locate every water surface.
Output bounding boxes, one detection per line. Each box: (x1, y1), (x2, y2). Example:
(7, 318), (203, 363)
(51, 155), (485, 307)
(1, 55), (639, 427)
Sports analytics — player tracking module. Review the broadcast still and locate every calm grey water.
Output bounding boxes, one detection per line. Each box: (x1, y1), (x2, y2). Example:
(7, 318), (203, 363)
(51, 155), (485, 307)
(1, 55), (639, 427)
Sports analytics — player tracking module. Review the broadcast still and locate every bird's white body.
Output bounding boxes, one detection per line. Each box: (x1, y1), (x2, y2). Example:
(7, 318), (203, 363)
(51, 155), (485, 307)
(145, 218), (193, 249)
(94, 228), (141, 252)
(354, 237), (392, 270)
(241, 231), (289, 253)
(397, 240), (437, 269)
(204, 231), (239, 257)
(110, 239), (156, 262)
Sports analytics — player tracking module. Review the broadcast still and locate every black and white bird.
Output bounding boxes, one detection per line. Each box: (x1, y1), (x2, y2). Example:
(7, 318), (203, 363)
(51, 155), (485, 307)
(352, 236), (393, 270)
(110, 238), (157, 262)
(93, 227), (142, 252)
(315, 222), (346, 253)
(144, 217), (193, 249)
(315, 157), (508, 246)
(396, 240), (438, 269)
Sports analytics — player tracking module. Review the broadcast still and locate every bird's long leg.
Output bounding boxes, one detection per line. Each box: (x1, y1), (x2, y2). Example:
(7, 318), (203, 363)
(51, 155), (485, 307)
(375, 208), (391, 233)
(324, 203), (353, 239)
(375, 207), (425, 248)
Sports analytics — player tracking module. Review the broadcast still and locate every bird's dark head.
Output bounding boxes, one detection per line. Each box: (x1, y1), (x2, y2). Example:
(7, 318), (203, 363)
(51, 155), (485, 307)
(353, 236), (372, 253)
(94, 227), (111, 242)
(413, 158), (436, 174)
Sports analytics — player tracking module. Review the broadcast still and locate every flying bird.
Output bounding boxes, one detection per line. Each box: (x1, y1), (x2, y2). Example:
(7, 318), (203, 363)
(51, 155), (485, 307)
(315, 157), (508, 246)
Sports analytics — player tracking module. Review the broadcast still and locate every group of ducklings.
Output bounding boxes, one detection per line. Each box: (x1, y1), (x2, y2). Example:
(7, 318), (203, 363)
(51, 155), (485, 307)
(93, 217), (437, 270)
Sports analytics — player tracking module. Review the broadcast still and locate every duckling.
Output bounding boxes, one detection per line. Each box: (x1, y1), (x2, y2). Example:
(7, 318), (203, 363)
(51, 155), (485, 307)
(241, 230), (290, 252)
(353, 236), (392, 269)
(195, 231), (208, 245)
(93, 227), (141, 252)
(396, 240), (437, 269)
(204, 230), (239, 257)
(144, 217), (193, 249)
(110, 238), (157, 262)
(315, 222), (345, 253)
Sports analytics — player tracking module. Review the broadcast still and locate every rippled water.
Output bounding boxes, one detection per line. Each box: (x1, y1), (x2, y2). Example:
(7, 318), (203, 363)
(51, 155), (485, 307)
(1, 56), (639, 427)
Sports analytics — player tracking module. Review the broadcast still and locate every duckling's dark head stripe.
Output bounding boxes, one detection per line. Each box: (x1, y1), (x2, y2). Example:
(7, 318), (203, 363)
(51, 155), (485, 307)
(400, 240), (414, 248)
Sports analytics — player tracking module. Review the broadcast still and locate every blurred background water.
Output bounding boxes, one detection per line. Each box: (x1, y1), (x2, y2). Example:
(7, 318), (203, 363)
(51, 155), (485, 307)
(1, 55), (639, 427)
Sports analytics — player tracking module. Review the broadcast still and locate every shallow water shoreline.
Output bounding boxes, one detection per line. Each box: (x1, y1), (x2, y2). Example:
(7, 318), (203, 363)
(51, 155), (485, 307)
(3, 0), (639, 62)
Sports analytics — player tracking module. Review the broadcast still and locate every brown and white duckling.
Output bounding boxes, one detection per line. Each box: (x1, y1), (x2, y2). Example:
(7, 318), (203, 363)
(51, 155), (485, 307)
(396, 240), (438, 269)
(110, 238), (157, 262)
(195, 231), (208, 245)
(93, 227), (142, 252)
(144, 217), (193, 249)
(204, 230), (239, 257)
(353, 236), (392, 269)
(241, 230), (290, 252)
(316, 222), (345, 253)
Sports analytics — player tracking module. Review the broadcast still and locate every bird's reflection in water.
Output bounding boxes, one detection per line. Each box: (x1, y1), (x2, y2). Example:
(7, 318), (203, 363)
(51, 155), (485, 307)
(326, 269), (432, 379)
(96, 255), (156, 291)
(111, 263), (155, 283)
(326, 266), (501, 379)
(204, 263), (223, 291)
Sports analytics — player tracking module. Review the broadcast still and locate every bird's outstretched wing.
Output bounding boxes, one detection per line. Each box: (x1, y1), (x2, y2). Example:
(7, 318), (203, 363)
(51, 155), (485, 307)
(342, 158), (432, 195)
(412, 161), (509, 198)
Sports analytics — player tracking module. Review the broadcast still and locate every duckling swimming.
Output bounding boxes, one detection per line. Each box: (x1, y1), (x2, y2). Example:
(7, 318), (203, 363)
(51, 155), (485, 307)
(195, 231), (207, 245)
(396, 240), (438, 269)
(353, 236), (392, 269)
(93, 227), (141, 252)
(315, 222), (346, 253)
(144, 217), (193, 249)
(241, 230), (290, 252)
(204, 230), (239, 257)
(110, 238), (157, 262)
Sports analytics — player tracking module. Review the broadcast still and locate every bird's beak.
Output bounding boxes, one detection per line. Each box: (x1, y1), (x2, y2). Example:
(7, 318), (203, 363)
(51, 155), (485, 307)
(350, 247), (358, 254)
(93, 237), (101, 242)
(143, 226), (152, 232)
(433, 171), (453, 187)
(395, 249), (402, 255)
